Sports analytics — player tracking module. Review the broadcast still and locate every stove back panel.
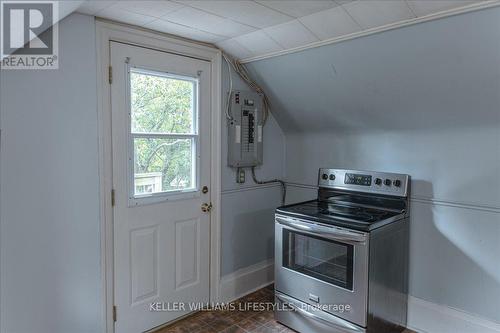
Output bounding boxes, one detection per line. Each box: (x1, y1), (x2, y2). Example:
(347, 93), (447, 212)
(318, 168), (410, 198)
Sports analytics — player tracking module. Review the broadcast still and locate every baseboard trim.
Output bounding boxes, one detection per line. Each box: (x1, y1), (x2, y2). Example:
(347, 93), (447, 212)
(219, 259), (274, 303)
(408, 296), (500, 333)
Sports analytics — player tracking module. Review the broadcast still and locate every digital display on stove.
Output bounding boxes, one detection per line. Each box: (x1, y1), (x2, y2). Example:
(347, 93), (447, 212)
(345, 173), (372, 186)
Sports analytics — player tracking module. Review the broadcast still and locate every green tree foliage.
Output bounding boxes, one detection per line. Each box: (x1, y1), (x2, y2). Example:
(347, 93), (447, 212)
(131, 72), (195, 193)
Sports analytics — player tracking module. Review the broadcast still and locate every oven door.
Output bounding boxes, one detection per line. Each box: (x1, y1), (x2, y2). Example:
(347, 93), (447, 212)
(275, 215), (369, 327)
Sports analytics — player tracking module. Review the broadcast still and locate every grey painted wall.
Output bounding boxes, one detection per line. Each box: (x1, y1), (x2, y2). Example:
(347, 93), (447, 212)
(220, 63), (285, 276)
(246, 7), (500, 323)
(0, 14), (286, 333)
(2, 6), (498, 330)
(0, 14), (102, 333)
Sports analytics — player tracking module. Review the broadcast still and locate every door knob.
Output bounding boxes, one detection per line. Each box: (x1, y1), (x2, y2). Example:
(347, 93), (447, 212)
(201, 203), (212, 213)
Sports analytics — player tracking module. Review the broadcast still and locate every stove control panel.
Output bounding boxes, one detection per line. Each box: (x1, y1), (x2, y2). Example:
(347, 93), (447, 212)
(345, 173), (372, 186)
(318, 168), (410, 197)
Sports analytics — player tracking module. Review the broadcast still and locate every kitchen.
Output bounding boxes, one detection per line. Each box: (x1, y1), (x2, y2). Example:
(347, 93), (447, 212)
(0, 1), (499, 333)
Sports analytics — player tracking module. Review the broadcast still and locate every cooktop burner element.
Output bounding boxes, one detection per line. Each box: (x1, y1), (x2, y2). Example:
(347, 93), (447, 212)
(319, 202), (393, 222)
(276, 199), (402, 231)
(276, 169), (410, 231)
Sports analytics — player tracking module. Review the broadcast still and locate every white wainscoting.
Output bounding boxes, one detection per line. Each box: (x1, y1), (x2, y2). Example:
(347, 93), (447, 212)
(408, 296), (500, 333)
(219, 259), (274, 303)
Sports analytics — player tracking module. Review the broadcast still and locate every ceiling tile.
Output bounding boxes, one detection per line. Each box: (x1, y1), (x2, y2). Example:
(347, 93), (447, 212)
(406, 1), (478, 17)
(144, 19), (225, 43)
(234, 30), (283, 56)
(161, 6), (255, 37)
(264, 20), (318, 49)
(255, 0), (338, 18)
(216, 39), (254, 59)
(177, 0), (293, 28)
(111, 1), (184, 18)
(299, 6), (361, 40)
(77, 1), (116, 15)
(80, 0), (487, 62)
(343, 1), (415, 30)
(98, 5), (156, 26)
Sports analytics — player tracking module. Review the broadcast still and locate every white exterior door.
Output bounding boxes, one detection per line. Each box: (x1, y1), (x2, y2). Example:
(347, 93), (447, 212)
(110, 41), (212, 333)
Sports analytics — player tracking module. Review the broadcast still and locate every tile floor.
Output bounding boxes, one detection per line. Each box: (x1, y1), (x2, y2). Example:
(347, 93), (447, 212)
(154, 285), (415, 333)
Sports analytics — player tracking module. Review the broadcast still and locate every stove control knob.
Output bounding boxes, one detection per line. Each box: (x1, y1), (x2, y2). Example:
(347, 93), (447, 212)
(321, 173), (328, 180)
(375, 178), (382, 185)
(394, 179), (401, 187)
(384, 179), (392, 186)
(329, 174), (336, 181)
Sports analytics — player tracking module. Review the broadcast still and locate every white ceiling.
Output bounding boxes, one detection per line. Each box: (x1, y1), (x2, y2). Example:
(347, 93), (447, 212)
(77, 0), (492, 61)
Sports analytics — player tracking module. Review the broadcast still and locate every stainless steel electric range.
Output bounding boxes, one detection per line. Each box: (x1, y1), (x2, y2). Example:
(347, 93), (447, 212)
(274, 168), (410, 333)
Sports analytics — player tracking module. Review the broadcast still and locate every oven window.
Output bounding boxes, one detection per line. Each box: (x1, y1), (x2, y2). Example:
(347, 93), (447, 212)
(282, 229), (354, 290)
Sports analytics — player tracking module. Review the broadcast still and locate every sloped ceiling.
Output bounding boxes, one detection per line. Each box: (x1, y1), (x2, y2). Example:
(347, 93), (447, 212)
(243, 5), (500, 133)
(77, 0), (494, 61)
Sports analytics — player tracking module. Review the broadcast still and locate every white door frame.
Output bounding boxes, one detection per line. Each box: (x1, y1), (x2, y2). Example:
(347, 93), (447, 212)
(95, 20), (222, 333)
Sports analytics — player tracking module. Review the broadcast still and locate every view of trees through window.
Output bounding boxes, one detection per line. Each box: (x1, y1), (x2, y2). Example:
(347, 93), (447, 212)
(130, 70), (196, 195)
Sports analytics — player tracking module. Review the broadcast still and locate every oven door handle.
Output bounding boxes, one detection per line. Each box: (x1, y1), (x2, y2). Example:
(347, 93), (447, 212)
(276, 293), (365, 333)
(276, 216), (367, 243)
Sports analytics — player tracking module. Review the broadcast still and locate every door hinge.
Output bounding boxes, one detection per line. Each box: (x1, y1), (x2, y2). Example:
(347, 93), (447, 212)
(111, 189), (115, 207)
(113, 305), (117, 322)
(108, 66), (113, 84)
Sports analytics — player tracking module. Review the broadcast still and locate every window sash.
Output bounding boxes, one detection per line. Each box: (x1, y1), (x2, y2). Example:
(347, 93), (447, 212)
(131, 135), (199, 199)
(131, 133), (198, 140)
(129, 67), (199, 136)
(127, 67), (200, 204)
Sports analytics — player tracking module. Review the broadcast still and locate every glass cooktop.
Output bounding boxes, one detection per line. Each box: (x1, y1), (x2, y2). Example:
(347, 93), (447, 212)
(276, 199), (404, 231)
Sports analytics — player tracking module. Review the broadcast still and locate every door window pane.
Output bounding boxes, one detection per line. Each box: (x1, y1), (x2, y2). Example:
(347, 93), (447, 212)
(283, 230), (354, 290)
(130, 71), (196, 134)
(129, 68), (199, 199)
(134, 138), (195, 195)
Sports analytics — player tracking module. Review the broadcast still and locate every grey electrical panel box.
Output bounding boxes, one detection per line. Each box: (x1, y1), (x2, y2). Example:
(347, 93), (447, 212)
(227, 90), (264, 167)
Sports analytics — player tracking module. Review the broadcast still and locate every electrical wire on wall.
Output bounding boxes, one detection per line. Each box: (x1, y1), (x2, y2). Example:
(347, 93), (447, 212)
(222, 52), (270, 125)
(222, 51), (287, 205)
(251, 167), (286, 206)
(222, 52), (234, 122)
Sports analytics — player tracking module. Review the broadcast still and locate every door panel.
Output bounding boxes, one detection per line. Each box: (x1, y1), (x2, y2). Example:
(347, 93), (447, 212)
(175, 218), (199, 289)
(130, 226), (158, 304)
(111, 41), (212, 333)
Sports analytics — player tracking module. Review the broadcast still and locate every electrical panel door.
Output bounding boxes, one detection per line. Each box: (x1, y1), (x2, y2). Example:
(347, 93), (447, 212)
(227, 91), (263, 167)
